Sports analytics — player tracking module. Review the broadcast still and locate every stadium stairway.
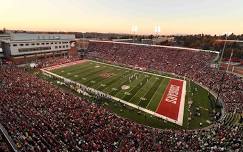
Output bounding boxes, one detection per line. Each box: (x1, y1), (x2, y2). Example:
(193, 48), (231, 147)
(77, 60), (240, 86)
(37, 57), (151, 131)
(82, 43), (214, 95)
(222, 113), (242, 127)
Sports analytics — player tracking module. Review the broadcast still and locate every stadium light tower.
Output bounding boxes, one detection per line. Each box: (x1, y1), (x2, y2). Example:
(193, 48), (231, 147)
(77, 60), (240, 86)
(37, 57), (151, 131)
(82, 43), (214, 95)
(82, 32), (85, 50)
(216, 32), (232, 104)
(153, 25), (161, 45)
(226, 49), (234, 72)
(218, 32), (232, 70)
(131, 25), (138, 43)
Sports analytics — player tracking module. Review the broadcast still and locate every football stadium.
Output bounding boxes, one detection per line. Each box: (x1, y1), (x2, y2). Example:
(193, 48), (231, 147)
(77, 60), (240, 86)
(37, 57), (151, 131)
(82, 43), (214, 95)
(45, 59), (187, 125)
(1, 37), (243, 152)
(42, 53), (213, 128)
(1, 1), (243, 152)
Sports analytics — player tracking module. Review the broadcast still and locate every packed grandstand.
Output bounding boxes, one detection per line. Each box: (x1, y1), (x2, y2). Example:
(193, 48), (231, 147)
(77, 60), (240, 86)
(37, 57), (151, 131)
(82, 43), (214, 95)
(0, 41), (243, 151)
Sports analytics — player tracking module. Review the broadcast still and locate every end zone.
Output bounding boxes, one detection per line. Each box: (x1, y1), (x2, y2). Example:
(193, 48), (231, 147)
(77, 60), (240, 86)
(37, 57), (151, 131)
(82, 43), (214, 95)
(156, 79), (186, 126)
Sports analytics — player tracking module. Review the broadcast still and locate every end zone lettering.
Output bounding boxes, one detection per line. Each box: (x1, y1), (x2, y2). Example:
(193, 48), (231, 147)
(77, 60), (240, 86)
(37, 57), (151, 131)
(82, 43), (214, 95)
(156, 79), (184, 121)
(165, 85), (180, 104)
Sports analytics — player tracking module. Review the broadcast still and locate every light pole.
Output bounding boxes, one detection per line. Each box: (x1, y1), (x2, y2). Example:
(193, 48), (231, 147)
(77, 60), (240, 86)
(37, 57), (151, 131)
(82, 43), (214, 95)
(154, 25), (160, 45)
(131, 25), (138, 43)
(216, 32), (232, 104)
(82, 32), (85, 50)
(218, 32), (232, 70)
(226, 49), (234, 72)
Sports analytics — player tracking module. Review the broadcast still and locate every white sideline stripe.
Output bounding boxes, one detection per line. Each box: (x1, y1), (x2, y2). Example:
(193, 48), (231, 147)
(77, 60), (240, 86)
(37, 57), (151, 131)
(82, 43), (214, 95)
(177, 80), (187, 126)
(41, 68), (186, 126)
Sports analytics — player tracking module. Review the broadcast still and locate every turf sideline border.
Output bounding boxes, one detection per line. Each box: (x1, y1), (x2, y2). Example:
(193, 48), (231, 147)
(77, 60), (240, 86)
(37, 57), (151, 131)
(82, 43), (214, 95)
(41, 60), (186, 126)
(177, 81), (186, 125)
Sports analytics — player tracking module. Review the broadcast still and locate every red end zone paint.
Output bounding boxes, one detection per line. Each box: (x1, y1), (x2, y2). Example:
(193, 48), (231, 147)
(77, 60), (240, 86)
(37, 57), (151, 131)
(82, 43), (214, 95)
(156, 79), (184, 121)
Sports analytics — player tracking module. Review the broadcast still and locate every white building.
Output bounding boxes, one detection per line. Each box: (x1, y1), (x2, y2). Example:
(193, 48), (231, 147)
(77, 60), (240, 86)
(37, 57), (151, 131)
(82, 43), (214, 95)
(1, 33), (75, 64)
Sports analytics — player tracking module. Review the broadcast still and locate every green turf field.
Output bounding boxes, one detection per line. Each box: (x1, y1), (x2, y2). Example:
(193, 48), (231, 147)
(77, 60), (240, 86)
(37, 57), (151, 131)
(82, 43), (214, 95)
(46, 60), (220, 129)
(51, 60), (170, 112)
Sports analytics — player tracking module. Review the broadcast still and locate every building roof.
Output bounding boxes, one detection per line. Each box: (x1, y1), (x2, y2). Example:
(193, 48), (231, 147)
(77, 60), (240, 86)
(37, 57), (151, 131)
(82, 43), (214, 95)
(9, 33), (75, 41)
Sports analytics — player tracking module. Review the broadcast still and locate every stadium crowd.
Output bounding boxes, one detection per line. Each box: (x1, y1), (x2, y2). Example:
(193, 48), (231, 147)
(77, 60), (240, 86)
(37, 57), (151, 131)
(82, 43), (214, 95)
(0, 65), (242, 151)
(0, 131), (12, 152)
(87, 41), (243, 113)
(0, 42), (243, 151)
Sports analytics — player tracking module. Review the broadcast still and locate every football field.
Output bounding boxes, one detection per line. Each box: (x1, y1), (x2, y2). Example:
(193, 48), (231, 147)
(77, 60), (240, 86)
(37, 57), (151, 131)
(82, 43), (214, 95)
(43, 60), (186, 125)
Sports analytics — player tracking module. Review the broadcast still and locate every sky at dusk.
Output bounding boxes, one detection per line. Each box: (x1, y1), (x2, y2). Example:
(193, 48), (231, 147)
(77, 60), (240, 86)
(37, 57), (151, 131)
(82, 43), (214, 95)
(0, 0), (243, 35)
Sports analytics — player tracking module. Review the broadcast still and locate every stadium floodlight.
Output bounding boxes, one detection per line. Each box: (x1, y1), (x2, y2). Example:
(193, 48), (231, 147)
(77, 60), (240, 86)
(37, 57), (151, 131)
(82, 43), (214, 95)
(154, 25), (161, 35)
(131, 25), (138, 43)
(153, 25), (161, 45)
(131, 25), (138, 33)
(216, 32), (233, 103)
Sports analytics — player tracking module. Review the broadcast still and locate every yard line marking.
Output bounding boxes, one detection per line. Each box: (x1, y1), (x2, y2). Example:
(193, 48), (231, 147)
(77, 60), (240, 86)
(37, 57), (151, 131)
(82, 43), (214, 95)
(89, 60), (184, 81)
(116, 74), (145, 98)
(54, 62), (92, 74)
(95, 72), (127, 90)
(118, 75), (147, 99)
(103, 72), (134, 93)
(136, 77), (158, 106)
(97, 72), (132, 90)
(82, 67), (115, 85)
(63, 64), (101, 79)
(155, 81), (170, 112)
(72, 66), (108, 81)
(91, 68), (126, 88)
(146, 78), (166, 109)
(128, 76), (154, 104)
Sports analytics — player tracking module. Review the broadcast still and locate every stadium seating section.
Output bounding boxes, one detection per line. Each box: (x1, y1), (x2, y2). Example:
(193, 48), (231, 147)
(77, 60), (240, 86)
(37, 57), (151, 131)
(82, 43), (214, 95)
(0, 42), (242, 151)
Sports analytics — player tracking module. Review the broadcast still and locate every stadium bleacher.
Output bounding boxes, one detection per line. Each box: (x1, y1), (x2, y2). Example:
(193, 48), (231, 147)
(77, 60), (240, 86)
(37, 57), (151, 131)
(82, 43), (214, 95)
(0, 131), (12, 152)
(0, 42), (242, 151)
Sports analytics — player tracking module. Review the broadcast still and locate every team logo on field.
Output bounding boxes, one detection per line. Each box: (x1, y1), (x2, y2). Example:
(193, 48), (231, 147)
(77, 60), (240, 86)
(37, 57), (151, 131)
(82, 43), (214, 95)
(165, 85), (180, 104)
(121, 85), (130, 90)
(99, 72), (115, 78)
